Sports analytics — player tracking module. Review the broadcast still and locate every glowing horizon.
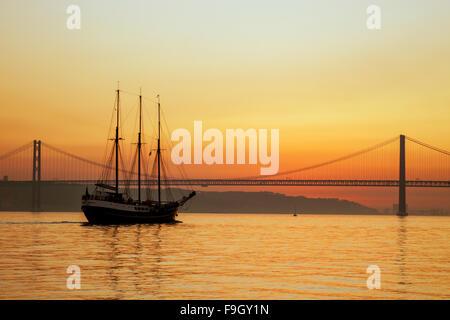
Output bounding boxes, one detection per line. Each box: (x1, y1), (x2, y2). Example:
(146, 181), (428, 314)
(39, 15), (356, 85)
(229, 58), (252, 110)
(0, 1), (449, 208)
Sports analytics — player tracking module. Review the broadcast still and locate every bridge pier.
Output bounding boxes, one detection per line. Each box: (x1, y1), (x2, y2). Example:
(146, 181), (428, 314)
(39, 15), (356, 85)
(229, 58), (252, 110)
(32, 140), (41, 212)
(397, 135), (407, 216)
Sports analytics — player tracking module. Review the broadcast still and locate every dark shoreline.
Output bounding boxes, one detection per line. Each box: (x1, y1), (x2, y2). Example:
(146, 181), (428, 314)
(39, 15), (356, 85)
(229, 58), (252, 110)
(1, 182), (448, 216)
(1, 211), (448, 216)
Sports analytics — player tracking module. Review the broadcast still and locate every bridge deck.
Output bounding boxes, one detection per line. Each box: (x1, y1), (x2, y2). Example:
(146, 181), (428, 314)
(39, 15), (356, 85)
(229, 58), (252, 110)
(6, 179), (449, 187)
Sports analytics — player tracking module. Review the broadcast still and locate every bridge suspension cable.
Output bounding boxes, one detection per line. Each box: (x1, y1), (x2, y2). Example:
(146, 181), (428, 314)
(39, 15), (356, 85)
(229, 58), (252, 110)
(42, 142), (157, 180)
(405, 136), (450, 156)
(0, 142), (33, 161)
(1, 135), (448, 183)
(43, 142), (110, 169)
(238, 136), (399, 179)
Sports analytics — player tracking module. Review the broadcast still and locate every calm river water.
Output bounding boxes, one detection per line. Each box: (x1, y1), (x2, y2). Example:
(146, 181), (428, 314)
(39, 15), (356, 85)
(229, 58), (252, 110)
(0, 212), (448, 299)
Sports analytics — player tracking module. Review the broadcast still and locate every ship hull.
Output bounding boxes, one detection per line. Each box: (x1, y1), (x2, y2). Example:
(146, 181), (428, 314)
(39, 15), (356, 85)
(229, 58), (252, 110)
(82, 201), (178, 225)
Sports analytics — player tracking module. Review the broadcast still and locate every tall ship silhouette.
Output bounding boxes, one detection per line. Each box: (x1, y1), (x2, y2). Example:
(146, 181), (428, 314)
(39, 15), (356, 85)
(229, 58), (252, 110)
(81, 89), (195, 224)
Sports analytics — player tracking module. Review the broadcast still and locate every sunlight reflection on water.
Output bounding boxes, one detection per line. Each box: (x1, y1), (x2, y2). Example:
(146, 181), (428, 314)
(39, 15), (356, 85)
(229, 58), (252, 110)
(0, 212), (449, 299)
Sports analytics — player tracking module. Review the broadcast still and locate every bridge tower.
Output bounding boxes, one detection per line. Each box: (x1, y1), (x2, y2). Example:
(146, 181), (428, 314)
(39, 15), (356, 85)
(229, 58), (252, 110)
(397, 134), (407, 216)
(32, 140), (41, 212)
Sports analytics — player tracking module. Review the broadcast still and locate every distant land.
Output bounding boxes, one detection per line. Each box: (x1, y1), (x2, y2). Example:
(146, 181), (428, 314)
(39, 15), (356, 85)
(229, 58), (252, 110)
(183, 190), (378, 214)
(0, 182), (448, 215)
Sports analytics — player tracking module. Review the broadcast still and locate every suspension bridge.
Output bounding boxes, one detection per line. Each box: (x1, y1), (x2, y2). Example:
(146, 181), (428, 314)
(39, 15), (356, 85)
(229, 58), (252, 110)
(0, 135), (449, 216)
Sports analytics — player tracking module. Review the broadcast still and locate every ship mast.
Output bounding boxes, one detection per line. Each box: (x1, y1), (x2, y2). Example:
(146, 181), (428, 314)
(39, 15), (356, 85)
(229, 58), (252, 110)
(138, 90), (142, 203)
(115, 88), (120, 195)
(157, 95), (161, 206)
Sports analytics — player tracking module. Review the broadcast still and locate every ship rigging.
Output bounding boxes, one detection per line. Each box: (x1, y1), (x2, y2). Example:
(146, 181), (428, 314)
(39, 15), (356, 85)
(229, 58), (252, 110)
(81, 88), (196, 224)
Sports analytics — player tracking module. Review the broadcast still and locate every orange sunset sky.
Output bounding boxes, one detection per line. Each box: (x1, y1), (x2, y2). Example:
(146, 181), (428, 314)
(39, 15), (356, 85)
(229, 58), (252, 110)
(0, 1), (449, 209)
